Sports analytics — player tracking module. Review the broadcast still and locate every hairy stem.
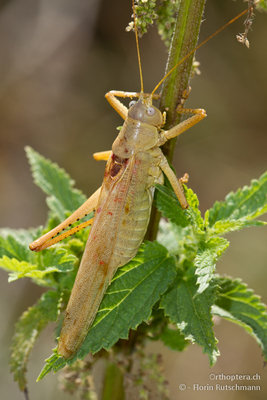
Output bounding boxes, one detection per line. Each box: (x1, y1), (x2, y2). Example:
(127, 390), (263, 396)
(101, 362), (125, 400)
(146, 0), (206, 241)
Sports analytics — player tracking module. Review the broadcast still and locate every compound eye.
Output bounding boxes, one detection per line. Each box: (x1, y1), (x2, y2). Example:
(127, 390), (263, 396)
(129, 100), (137, 108)
(147, 106), (155, 116)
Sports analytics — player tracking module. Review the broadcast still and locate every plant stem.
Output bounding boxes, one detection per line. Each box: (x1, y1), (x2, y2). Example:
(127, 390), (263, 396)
(146, 0), (206, 241)
(101, 362), (125, 400)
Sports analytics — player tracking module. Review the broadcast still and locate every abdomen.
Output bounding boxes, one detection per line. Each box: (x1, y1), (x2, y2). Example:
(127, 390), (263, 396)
(58, 152), (153, 358)
(110, 156), (153, 265)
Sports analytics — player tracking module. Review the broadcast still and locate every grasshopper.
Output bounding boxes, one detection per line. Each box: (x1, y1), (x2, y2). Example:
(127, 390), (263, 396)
(29, 1), (253, 359)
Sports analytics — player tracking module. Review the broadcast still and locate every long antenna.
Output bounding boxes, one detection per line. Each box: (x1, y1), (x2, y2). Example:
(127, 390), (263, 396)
(151, 5), (254, 96)
(132, 0), (144, 94)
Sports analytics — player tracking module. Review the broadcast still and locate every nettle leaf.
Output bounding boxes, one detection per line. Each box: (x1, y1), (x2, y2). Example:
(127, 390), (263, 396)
(0, 257), (59, 284)
(155, 184), (204, 230)
(34, 248), (77, 287)
(0, 228), (42, 261)
(78, 242), (176, 354)
(206, 219), (266, 236)
(0, 227), (77, 286)
(25, 146), (86, 220)
(0, 247), (76, 287)
(194, 237), (229, 294)
(155, 183), (204, 265)
(184, 186), (204, 230)
(205, 171), (267, 234)
(37, 351), (66, 381)
(157, 220), (200, 269)
(38, 242), (177, 378)
(36, 248), (77, 275)
(212, 276), (267, 360)
(257, 0), (267, 11)
(10, 290), (60, 391)
(161, 271), (219, 365)
(160, 326), (189, 352)
(157, 219), (181, 255)
(155, 184), (189, 227)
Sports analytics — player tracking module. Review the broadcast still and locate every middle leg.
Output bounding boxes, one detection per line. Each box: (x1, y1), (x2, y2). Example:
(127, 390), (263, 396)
(158, 151), (189, 209)
(158, 88), (207, 145)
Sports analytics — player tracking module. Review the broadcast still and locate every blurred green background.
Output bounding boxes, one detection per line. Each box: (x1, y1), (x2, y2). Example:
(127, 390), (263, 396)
(0, 0), (266, 399)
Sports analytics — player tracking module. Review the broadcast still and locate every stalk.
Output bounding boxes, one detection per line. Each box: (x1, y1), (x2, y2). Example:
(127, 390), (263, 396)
(146, 0), (206, 241)
(101, 362), (125, 400)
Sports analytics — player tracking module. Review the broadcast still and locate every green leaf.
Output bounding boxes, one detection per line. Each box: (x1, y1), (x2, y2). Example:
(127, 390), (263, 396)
(157, 217), (202, 271)
(205, 171), (267, 234)
(257, 0), (267, 11)
(157, 220), (181, 255)
(155, 184), (189, 227)
(155, 183), (205, 266)
(39, 242), (177, 377)
(207, 219), (266, 235)
(155, 184), (204, 230)
(10, 290), (60, 390)
(0, 228), (41, 261)
(37, 350), (66, 382)
(160, 326), (189, 351)
(194, 237), (229, 294)
(25, 146), (86, 220)
(212, 276), (267, 360)
(0, 256), (59, 283)
(161, 271), (219, 365)
(77, 242), (176, 356)
(184, 186), (204, 230)
(0, 246), (77, 287)
(36, 247), (77, 275)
